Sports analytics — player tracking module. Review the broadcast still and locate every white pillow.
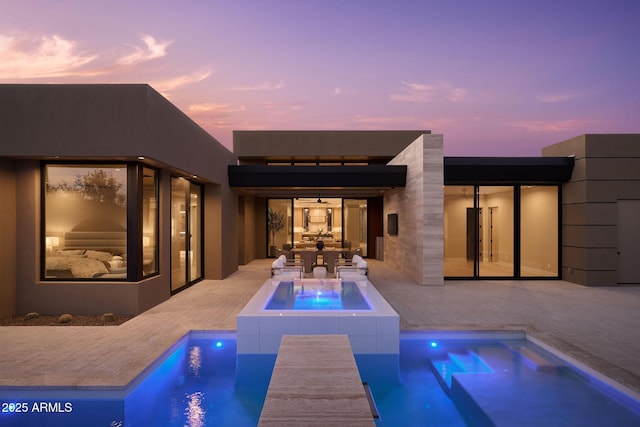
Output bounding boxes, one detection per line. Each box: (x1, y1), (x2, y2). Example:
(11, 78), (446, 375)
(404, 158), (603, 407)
(108, 259), (124, 269)
(352, 255), (363, 264)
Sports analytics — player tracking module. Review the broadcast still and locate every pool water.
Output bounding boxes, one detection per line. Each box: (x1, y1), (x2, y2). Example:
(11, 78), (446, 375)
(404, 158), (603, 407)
(265, 281), (371, 310)
(125, 337), (275, 427)
(2, 333), (639, 426)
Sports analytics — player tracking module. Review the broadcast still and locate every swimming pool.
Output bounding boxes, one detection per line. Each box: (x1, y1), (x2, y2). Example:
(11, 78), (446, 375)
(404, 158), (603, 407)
(2, 331), (639, 426)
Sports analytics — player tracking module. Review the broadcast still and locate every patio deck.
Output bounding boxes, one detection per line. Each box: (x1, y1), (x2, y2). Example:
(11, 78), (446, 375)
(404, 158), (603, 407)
(0, 259), (639, 397)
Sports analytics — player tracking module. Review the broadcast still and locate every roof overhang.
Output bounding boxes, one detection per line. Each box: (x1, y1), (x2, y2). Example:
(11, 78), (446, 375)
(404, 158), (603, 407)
(228, 157), (575, 198)
(444, 157), (574, 184)
(228, 165), (407, 197)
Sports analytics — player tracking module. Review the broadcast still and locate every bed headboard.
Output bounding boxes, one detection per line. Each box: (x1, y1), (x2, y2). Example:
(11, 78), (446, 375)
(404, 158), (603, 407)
(62, 231), (127, 255)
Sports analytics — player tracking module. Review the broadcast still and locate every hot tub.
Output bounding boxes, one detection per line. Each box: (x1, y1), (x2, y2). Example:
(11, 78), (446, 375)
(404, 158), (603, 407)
(265, 281), (371, 310)
(237, 278), (399, 354)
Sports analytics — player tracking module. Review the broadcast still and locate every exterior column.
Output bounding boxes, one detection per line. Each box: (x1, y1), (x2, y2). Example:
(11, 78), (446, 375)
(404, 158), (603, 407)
(385, 134), (443, 285)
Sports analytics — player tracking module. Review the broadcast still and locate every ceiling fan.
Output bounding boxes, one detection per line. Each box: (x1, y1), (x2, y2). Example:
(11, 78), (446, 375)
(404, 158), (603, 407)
(296, 197), (330, 204)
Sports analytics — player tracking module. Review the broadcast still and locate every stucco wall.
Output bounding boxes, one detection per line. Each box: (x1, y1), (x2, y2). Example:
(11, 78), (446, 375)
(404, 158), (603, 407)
(237, 195), (257, 265)
(385, 134), (444, 285)
(204, 183), (239, 279)
(543, 134), (640, 286)
(0, 159), (17, 318)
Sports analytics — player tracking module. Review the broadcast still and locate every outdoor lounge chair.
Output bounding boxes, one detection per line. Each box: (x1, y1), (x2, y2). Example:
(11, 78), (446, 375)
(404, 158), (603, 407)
(336, 254), (368, 279)
(271, 255), (303, 279)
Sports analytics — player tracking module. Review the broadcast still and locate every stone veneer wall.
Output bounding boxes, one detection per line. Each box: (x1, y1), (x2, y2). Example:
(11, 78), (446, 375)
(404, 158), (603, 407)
(385, 134), (443, 285)
(542, 134), (640, 286)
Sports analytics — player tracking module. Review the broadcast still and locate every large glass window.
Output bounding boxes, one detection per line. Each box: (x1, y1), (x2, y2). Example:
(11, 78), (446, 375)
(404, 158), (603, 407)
(521, 186), (559, 277)
(142, 167), (158, 276)
(44, 164), (128, 280)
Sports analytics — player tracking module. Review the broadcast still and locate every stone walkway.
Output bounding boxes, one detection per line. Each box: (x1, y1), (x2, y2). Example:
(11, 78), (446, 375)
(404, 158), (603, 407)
(1, 259), (639, 396)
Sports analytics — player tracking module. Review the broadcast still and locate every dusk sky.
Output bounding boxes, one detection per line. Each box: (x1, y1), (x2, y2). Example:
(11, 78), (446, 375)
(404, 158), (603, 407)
(2, 0), (638, 155)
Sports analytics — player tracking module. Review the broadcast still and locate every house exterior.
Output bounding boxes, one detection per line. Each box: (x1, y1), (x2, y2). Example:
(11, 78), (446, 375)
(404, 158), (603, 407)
(543, 134), (640, 286)
(1, 84), (238, 317)
(1, 84), (638, 318)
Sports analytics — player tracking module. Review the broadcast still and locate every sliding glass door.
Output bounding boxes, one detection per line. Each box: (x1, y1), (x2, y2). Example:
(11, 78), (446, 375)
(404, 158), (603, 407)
(171, 177), (202, 292)
(444, 185), (559, 279)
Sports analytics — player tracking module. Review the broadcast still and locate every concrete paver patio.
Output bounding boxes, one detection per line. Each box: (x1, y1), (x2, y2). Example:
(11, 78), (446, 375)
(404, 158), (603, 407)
(1, 259), (639, 397)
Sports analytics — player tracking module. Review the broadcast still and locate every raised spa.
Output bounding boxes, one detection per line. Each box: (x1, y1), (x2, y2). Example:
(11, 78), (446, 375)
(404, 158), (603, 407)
(237, 278), (399, 354)
(265, 281), (371, 310)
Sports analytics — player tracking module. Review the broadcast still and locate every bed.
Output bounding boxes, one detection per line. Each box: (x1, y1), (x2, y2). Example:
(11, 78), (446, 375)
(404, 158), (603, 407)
(45, 231), (128, 279)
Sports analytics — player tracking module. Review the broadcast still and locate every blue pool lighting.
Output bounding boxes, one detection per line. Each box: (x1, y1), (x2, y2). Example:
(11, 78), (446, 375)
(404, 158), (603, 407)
(2, 333), (640, 426)
(264, 281), (371, 310)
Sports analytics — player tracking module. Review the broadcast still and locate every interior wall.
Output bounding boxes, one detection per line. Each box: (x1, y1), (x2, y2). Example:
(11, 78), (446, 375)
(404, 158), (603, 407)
(443, 195), (471, 259)
(521, 186), (558, 273)
(0, 159), (17, 318)
(385, 134), (444, 285)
